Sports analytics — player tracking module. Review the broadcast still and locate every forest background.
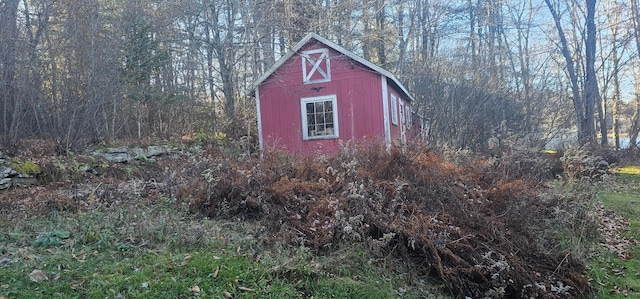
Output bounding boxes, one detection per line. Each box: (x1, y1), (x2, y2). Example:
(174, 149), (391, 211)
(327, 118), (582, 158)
(1, 0), (640, 153)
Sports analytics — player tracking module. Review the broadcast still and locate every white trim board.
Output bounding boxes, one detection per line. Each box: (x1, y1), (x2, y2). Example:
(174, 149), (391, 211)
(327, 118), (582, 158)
(256, 88), (264, 150)
(251, 33), (414, 102)
(381, 75), (391, 148)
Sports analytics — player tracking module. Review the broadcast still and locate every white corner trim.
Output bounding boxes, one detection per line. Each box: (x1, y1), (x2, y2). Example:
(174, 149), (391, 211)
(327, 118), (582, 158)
(256, 88), (264, 150)
(381, 75), (391, 148)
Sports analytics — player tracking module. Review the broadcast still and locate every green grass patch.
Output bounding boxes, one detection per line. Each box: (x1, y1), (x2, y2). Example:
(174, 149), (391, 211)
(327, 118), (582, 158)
(611, 165), (640, 176)
(0, 245), (299, 298)
(540, 149), (557, 154)
(0, 200), (442, 298)
(588, 173), (640, 298)
(8, 159), (41, 175)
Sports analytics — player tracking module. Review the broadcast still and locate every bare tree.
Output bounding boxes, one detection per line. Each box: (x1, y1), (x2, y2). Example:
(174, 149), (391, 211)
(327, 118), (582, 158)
(4, 0), (640, 153)
(629, 0), (640, 148)
(0, 0), (20, 148)
(584, 0), (600, 144)
(544, 0), (598, 145)
(599, 0), (632, 148)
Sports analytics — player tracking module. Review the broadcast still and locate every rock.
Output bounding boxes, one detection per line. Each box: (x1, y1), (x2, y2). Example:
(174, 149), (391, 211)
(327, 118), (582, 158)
(90, 148), (133, 163)
(145, 145), (168, 159)
(0, 178), (11, 190)
(11, 177), (37, 187)
(90, 145), (174, 163)
(133, 146), (170, 161)
(106, 147), (129, 154)
(78, 164), (92, 172)
(131, 147), (146, 158)
(0, 159), (40, 190)
(29, 269), (48, 282)
(0, 165), (16, 178)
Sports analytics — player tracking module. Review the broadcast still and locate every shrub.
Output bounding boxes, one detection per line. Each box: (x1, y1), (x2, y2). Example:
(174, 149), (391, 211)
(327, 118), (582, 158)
(561, 147), (610, 182)
(184, 142), (592, 298)
(482, 148), (563, 183)
(10, 160), (42, 175)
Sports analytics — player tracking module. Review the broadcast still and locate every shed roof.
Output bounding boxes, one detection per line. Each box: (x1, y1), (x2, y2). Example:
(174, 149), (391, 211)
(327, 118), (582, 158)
(252, 33), (415, 102)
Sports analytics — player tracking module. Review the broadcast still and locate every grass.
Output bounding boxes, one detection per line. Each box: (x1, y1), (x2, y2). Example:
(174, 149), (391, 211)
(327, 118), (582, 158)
(612, 165), (640, 175)
(540, 149), (558, 154)
(587, 169), (640, 298)
(0, 198), (444, 299)
(12, 142), (638, 298)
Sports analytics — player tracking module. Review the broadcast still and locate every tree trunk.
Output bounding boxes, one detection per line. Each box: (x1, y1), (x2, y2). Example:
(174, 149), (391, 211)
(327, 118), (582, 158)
(612, 89), (620, 149)
(611, 42), (622, 148)
(205, 20), (217, 133)
(468, 0), (477, 68)
(584, 0), (599, 145)
(0, 0), (19, 138)
(220, 54), (235, 121)
(375, 0), (386, 67)
(630, 90), (640, 148)
(630, 0), (640, 148)
(544, 0), (585, 144)
(362, 2), (371, 61)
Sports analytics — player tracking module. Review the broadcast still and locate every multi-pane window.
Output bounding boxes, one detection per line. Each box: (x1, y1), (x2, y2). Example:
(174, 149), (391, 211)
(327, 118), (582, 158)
(301, 95), (339, 140)
(391, 94), (398, 125)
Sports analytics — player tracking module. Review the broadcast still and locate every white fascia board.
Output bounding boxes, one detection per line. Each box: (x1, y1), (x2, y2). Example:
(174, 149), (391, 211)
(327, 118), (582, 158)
(251, 33), (414, 102)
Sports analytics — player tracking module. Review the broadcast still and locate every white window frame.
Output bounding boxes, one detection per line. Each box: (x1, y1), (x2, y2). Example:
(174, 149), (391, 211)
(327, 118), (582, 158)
(301, 48), (331, 84)
(301, 95), (339, 140)
(399, 100), (405, 126)
(406, 105), (412, 129)
(391, 94), (398, 126)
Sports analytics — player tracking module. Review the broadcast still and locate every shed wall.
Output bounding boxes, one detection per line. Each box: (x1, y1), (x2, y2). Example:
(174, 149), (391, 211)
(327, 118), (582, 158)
(258, 41), (387, 155)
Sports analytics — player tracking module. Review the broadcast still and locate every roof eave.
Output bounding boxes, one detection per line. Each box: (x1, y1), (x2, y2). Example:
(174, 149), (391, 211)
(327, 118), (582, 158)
(251, 33), (415, 102)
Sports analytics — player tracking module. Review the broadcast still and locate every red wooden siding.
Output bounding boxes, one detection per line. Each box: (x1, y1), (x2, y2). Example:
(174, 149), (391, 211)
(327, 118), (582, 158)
(385, 90), (413, 143)
(259, 41), (386, 155)
(257, 37), (415, 156)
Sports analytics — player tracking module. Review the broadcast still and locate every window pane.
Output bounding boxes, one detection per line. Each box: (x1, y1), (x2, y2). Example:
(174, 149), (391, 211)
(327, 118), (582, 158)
(325, 112), (333, 123)
(306, 102), (314, 113)
(316, 113), (324, 125)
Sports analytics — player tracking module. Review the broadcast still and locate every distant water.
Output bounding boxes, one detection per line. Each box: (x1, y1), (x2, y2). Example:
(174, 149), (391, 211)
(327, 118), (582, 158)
(611, 137), (637, 148)
(547, 136), (638, 149)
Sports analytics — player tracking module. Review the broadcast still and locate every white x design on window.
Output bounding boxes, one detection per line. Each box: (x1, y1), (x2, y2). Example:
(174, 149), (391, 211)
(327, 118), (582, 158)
(302, 48), (331, 84)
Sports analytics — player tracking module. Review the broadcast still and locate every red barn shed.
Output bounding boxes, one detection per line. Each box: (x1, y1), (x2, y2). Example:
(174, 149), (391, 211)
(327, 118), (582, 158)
(253, 33), (417, 156)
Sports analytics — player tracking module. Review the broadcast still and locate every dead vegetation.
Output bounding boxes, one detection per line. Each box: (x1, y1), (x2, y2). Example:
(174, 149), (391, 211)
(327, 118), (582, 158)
(177, 143), (593, 298)
(0, 140), (604, 298)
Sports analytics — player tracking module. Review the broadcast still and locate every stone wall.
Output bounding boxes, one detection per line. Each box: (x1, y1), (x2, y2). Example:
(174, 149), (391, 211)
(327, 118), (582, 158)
(0, 144), (201, 190)
(0, 151), (39, 190)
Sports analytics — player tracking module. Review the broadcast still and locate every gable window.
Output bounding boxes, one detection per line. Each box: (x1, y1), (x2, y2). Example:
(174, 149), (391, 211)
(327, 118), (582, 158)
(301, 95), (339, 140)
(302, 48), (331, 84)
(391, 94), (398, 126)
